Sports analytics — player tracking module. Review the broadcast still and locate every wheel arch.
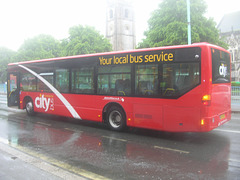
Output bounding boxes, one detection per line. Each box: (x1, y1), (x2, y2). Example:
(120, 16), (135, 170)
(102, 102), (126, 124)
(23, 96), (33, 109)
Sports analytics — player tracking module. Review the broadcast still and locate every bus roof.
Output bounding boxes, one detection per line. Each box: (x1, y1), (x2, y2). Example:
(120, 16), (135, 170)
(8, 42), (227, 66)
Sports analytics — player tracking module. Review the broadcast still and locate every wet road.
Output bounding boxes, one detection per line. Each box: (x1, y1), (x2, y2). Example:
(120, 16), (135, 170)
(0, 94), (240, 180)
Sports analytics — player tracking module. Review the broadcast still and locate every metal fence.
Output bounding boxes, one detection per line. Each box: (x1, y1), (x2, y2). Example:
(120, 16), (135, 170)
(0, 83), (7, 94)
(232, 86), (240, 104)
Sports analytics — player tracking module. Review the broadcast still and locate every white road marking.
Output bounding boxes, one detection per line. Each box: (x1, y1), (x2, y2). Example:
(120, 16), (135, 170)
(229, 159), (240, 163)
(64, 128), (83, 133)
(214, 129), (240, 134)
(102, 135), (127, 142)
(154, 146), (190, 154)
(37, 122), (51, 127)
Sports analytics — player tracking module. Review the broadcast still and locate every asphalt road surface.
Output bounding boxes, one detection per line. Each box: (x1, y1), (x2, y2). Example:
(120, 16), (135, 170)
(0, 94), (240, 180)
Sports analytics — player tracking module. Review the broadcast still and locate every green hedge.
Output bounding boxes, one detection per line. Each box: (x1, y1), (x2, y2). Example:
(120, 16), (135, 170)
(232, 82), (240, 86)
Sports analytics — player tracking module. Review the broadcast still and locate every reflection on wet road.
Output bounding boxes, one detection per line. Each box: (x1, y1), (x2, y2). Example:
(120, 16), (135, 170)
(0, 102), (240, 179)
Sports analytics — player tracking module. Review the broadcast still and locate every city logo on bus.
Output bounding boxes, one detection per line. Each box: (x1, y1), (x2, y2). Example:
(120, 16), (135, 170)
(35, 94), (54, 112)
(219, 63), (227, 77)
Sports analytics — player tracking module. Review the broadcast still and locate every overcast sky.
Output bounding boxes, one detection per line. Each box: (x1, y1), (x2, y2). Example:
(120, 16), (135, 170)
(0, 0), (239, 51)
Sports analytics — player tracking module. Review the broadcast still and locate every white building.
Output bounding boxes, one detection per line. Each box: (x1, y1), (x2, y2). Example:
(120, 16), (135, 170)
(218, 11), (240, 82)
(106, 0), (136, 51)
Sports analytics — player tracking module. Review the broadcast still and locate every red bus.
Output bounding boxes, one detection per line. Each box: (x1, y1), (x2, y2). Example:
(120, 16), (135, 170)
(7, 43), (231, 132)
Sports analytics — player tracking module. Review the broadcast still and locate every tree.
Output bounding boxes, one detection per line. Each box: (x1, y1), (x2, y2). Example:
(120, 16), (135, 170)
(3, 25), (112, 67)
(15, 34), (61, 61)
(0, 47), (16, 83)
(61, 25), (112, 56)
(138, 0), (227, 49)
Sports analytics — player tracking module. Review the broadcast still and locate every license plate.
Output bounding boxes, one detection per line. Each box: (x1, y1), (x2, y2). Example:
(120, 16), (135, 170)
(220, 114), (226, 120)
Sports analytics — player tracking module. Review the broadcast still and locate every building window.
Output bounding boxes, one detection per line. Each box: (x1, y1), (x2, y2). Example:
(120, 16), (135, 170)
(109, 9), (113, 19)
(125, 9), (129, 18)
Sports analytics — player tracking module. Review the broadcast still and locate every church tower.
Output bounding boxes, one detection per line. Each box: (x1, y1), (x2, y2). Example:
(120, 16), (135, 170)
(106, 0), (136, 51)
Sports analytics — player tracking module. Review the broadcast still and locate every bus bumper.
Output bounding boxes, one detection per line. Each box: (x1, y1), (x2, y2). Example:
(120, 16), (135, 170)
(200, 110), (231, 132)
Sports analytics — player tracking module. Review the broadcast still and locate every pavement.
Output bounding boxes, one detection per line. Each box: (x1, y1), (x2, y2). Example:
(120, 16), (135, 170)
(0, 143), (86, 180)
(232, 104), (240, 113)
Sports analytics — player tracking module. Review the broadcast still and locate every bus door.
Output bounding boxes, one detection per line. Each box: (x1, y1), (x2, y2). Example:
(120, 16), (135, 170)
(7, 72), (20, 107)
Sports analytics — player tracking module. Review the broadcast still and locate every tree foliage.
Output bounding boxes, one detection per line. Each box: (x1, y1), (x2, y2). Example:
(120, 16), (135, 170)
(138, 0), (227, 49)
(0, 47), (16, 83)
(61, 25), (112, 56)
(0, 25), (112, 83)
(15, 34), (61, 61)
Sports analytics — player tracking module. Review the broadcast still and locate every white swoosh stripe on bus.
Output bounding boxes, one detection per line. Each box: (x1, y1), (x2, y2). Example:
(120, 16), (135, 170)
(18, 64), (81, 119)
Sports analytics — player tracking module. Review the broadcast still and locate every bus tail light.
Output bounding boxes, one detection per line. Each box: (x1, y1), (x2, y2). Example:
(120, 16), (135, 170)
(201, 119), (205, 126)
(202, 95), (211, 106)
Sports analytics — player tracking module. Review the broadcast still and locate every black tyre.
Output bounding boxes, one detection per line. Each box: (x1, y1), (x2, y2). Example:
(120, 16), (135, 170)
(106, 106), (126, 131)
(26, 99), (35, 116)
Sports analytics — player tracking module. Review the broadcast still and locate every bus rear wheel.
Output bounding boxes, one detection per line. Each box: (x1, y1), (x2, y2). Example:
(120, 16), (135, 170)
(107, 106), (126, 131)
(26, 99), (35, 116)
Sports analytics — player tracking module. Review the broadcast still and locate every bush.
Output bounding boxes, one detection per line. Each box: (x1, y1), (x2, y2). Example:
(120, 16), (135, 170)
(232, 81), (240, 86)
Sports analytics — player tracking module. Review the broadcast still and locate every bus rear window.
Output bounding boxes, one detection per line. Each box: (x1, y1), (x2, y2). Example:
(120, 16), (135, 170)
(212, 49), (230, 83)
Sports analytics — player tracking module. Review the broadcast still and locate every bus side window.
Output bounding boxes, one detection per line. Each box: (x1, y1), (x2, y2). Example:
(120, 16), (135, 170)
(56, 69), (70, 93)
(20, 71), (37, 91)
(135, 64), (158, 96)
(37, 72), (54, 92)
(115, 78), (131, 96)
(97, 65), (131, 96)
(162, 63), (200, 97)
(71, 67), (94, 94)
(98, 74), (110, 95)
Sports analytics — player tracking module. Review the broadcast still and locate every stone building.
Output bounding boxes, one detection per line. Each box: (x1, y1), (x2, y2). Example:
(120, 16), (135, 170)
(106, 0), (136, 51)
(218, 11), (240, 82)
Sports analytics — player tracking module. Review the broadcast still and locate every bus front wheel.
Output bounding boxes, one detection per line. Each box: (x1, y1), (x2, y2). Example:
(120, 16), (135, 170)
(26, 99), (35, 116)
(107, 106), (126, 131)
